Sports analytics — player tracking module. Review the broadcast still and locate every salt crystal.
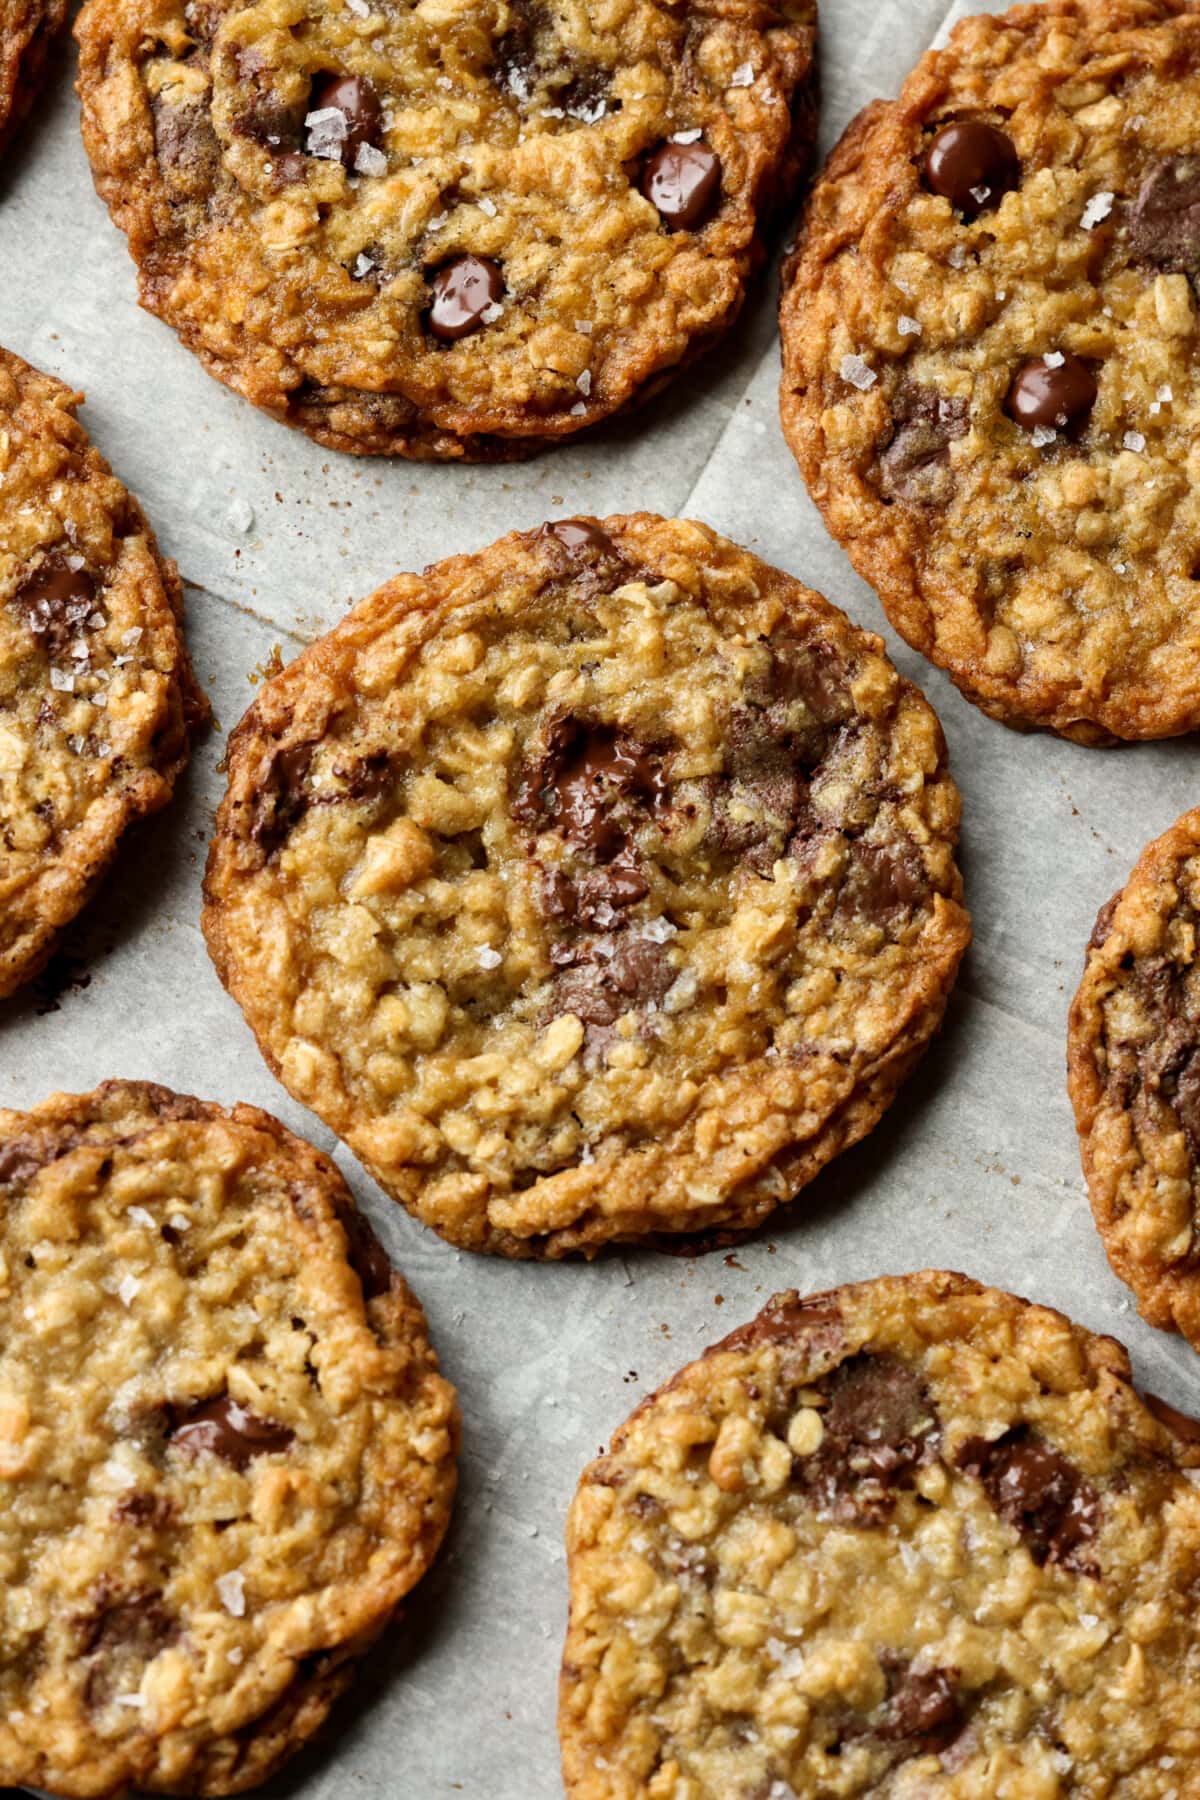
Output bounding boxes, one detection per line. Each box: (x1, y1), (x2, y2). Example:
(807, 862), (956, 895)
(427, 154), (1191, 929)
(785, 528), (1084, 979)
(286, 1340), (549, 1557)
(477, 195), (498, 217)
(101, 1458), (138, 1488)
(228, 1646), (245, 1666)
(1043, 351), (1066, 369)
(346, 0), (369, 13)
(570, 401), (587, 415)
(1030, 424), (1057, 448)
(1114, 562), (1128, 574)
(49, 667), (74, 692)
(117, 1274), (141, 1307)
(168, 1213), (192, 1231)
(428, 212), (448, 231)
(947, 243), (967, 268)
(67, 734), (84, 754)
(577, 319), (593, 335)
(66, 552), (86, 570)
(898, 314), (922, 337)
(304, 107), (349, 160)
(541, 106), (565, 119)
(1080, 191), (1114, 230)
(642, 916), (676, 943)
(121, 627), (143, 646)
(127, 1206), (156, 1229)
(216, 1571), (246, 1617)
(354, 143), (387, 177)
(969, 183), (991, 205)
(352, 253), (376, 281)
(1123, 430), (1146, 453)
(729, 62), (754, 87)
(70, 639), (90, 659)
(671, 127), (703, 144)
(1158, 383), (1174, 402)
(477, 946), (502, 969)
(838, 353), (876, 391)
(568, 98), (606, 123)
(88, 611), (106, 628)
(576, 369), (592, 395)
(480, 302), (505, 325)
(115, 1693), (146, 1708)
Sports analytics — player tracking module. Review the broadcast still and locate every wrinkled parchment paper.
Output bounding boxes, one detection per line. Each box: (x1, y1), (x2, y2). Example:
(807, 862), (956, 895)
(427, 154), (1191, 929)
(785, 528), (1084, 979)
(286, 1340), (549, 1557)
(5, 2), (1200, 1793)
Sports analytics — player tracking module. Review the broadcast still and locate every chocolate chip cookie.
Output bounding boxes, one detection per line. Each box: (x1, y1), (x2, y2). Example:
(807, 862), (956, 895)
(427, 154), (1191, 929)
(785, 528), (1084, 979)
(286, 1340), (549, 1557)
(75, 0), (817, 460)
(0, 0), (68, 157)
(0, 346), (206, 999)
(0, 1080), (458, 1796)
(202, 514), (969, 1258)
(561, 1269), (1200, 1799)
(780, 0), (1200, 744)
(1068, 805), (1200, 1345)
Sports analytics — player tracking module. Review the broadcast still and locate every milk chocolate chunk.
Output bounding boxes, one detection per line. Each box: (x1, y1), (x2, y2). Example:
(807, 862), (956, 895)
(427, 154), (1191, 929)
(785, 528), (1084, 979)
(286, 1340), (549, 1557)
(1007, 354), (1097, 434)
(427, 255), (504, 341)
(542, 518), (615, 554)
(925, 120), (1019, 217)
(879, 1665), (962, 1750)
(516, 719), (666, 860)
(249, 742), (315, 859)
(957, 1428), (1099, 1572)
(170, 1395), (295, 1469)
(1130, 155), (1200, 272)
(797, 1353), (936, 1525)
(9, 557), (98, 660)
(878, 385), (970, 505)
(642, 140), (721, 229)
(305, 73), (383, 168)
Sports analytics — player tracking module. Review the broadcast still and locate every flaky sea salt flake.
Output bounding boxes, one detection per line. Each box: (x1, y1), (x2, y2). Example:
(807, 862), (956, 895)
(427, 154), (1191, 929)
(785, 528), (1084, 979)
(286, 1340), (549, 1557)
(1081, 191), (1114, 230)
(570, 401), (587, 416)
(477, 195), (498, 217)
(346, 0), (370, 14)
(477, 946), (502, 969)
(117, 1274), (141, 1307)
(354, 143), (387, 177)
(671, 127), (702, 144)
(304, 107), (349, 160)
(480, 302), (504, 325)
(49, 667), (74, 692)
(729, 62), (754, 87)
(838, 353), (877, 391)
(1030, 424), (1057, 448)
(576, 369), (592, 395)
(216, 1571), (246, 1617)
(1043, 351), (1066, 369)
(898, 315), (922, 337)
(127, 1207), (156, 1229)
(1123, 430), (1146, 453)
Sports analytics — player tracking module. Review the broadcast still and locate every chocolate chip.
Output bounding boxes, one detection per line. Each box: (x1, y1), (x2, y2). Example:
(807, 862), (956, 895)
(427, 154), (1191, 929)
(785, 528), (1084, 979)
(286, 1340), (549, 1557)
(878, 384), (970, 505)
(879, 1665), (962, 1751)
(9, 557), (98, 660)
(551, 932), (673, 1026)
(1143, 1391), (1200, 1443)
(249, 742), (315, 859)
(333, 1197), (393, 1300)
(170, 1396), (294, 1469)
(795, 1353), (937, 1526)
(1007, 354), (1097, 435)
(540, 517), (615, 554)
(924, 120), (1020, 218)
(1130, 155), (1200, 273)
(427, 255), (504, 341)
(642, 140), (721, 230)
(515, 719), (667, 861)
(957, 1428), (1099, 1572)
(305, 73), (382, 168)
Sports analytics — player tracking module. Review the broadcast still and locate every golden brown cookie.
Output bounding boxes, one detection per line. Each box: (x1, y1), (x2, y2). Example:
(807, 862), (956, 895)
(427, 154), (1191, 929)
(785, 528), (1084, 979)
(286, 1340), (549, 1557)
(780, 0), (1200, 744)
(0, 1080), (459, 1796)
(203, 514), (969, 1257)
(561, 1270), (1200, 1799)
(1068, 805), (1200, 1344)
(0, 347), (206, 999)
(75, 0), (817, 460)
(0, 0), (68, 157)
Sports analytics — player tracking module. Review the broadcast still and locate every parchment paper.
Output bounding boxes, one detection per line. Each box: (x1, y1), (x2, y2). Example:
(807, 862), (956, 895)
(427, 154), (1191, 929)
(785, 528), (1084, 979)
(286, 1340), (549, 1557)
(5, 3), (1200, 1794)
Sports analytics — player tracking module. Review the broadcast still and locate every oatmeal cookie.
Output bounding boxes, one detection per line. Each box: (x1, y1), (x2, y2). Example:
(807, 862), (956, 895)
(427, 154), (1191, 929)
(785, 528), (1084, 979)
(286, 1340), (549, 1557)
(75, 0), (817, 460)
(0, 1080), (459, 1796)
(202, 514), (969, 1258)
(560, 1270), (1200, 1800)
(1068, 805), (1200, 1345)
(0, 346), (206, 999)
(0, 0), (68, 158)
(780, 0), (1200, 744)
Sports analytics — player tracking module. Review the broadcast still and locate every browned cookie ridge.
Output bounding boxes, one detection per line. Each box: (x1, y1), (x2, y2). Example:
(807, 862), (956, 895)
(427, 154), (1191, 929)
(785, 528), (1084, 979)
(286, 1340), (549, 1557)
(0, 346), (206, 998)
(1070, 804), (1200, 1345)
(203, 514), (968, 1257)
(0, 1080), (459, 1796)
(75, 0), (817, 460)
(561, 1271), (1200, 1798)
(0, 0), (68, 157)
(780, 0), (1200, 744)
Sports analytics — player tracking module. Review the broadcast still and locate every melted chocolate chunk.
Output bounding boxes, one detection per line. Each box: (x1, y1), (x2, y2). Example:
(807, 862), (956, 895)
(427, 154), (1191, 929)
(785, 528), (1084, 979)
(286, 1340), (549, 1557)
(795, 1353), (937, 1526)
(332, 748), (397, 805)
(170, 1396), (294, 1469)
(249, 742), (315, 859)
(515, 719), (666, 860)
(704, 714), (811, 875)
(540, 517), (614, 554)
(9, 557), (98, 660)
(878, 384), (970, 505)
(551, 933), (673, 1026)
(113, 1490), (173, 1528)
(642, 140), (721, 230)
(879, 1665), (962, 1751)
(1130, 155), (1200, 272)
(1007, 354), (1097, 435)
(152, 95), (221, 209)
(924, 120), (1020, 218)
(75, 1587), (177, 1659)
(427, 256), (504, 341)
(1088, 890), (1122, 952)
(1143, 1391), (1200, 1442)
(841, 841), (928, 929)
(333, 1197), (393, 1300)
(956, 1427), (1100, 1572)
(0, 1139), (43, 1186)
(232, 55), (307, 157)
(305, 73), (383, 168)
(540, 861), (649, 930)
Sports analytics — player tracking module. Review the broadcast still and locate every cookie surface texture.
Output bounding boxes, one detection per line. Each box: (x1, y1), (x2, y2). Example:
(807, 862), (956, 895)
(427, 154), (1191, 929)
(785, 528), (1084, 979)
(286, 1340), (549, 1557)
(560, 1270), (1200, 1799)
(1069, 804), (1200, 1344)
(203, 514), (969, 1257)
(780, 0), (1200, 743)
(0, 346), (206, 998)
(0, 0), (68, 156)
(0, 1080), (459, 1796)
(75, 0), (817, 459)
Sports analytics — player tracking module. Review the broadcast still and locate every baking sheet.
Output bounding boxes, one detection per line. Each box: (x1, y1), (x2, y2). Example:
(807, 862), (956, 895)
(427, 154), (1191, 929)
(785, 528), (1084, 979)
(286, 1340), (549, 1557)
(4, 3), (1200, 1794)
